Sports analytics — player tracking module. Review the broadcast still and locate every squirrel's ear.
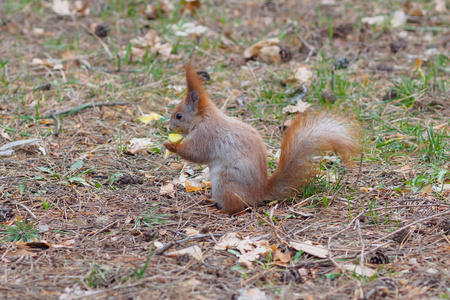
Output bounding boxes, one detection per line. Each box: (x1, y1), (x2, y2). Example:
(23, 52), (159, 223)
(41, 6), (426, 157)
(185, 63), (205, 112)
(187, 90), (200, 112)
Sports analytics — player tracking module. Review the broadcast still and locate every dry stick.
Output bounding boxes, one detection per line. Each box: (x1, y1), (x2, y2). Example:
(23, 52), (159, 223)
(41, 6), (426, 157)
(42, 101), (131, 136)
(371, 203), (449, 213)
(246, 62), (262, 99)
(355, 220), (366, 276)
(371, 209), (450, 245)
(17, 203), (37, 220)
(295, 33), (315, 63)
(86, 220), (120, 237)
(70, 13), (114, 59)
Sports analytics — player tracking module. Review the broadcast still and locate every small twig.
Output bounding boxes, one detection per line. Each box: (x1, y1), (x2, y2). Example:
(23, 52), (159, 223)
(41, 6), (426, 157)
(86, 220), (119, 237)
(42, 101), (132, 136)
(17, 203), (37, 220)
(246, 62), (262, 99)
(355, 219), (366, 276)
(371, 210), (450, 245)
(290, 258), (333, 268)
(43, 101), (131, 119)
(295, 33), (315, 62)
(70, 14), (114, 59)
(371, 203), (449, 213)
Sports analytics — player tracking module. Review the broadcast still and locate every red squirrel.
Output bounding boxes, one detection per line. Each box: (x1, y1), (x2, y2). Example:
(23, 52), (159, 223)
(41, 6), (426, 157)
(163, 63), (361, 214)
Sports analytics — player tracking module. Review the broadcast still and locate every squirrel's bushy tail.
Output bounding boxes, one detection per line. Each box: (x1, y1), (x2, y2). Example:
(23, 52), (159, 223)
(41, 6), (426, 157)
(267, 112), (360, 201)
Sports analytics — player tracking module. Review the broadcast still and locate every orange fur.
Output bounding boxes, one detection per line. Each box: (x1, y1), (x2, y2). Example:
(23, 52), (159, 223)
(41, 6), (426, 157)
(184, 63), (211, 113)
(164, 64), (361, 214)
(268, 112), (361, 200)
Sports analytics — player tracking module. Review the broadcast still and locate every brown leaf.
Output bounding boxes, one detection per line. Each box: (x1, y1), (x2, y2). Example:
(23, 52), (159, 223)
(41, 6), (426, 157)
(435, 0), (447, 12)
(243, 38), (280, 61)
(282, 99), (311, 114)
(289, 241), (329, 258)
(181, 0), (201, 15)
(17, 241), (51, 249)
(273, 250), (291, 267)
(7, 249), (38, 258)
(159, 183), (175, 196)
(52, 0), (71, 16)
(53, 239), (75, 249)
(404, 2), (425, 17)
(422, 184), (432, 196)
(144, 0), (174, 19)
(166, 245), (203, 260)
(259, 45), (282, 64)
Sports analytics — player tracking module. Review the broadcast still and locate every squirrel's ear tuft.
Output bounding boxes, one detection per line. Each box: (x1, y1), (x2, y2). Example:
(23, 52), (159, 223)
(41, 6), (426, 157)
(185, 63), (206, 104)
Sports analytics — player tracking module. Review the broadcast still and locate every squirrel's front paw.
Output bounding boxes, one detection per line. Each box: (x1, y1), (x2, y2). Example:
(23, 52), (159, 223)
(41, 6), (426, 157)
(163, 140), (177, 152)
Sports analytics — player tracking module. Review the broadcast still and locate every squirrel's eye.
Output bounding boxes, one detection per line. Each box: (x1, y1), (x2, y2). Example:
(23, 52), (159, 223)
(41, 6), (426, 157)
(176, 113), (182, 120)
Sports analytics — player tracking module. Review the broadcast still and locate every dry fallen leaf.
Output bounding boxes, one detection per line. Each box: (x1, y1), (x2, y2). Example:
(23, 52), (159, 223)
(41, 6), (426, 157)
(52, 0), (71, 16)
(51, 0), (90, 17)
(166, 245), (203, 260)
(53, 239), (75, 249)
(259, 45), (282, 64)
(7, 249), (38, 258)
(341, 264), (377, 277)
(361, 15), (386, 26)
(282, 99), (311, 114)
(186, 228), (200, 236)
(125, 138), (155, 155)
(273, 250), (291, 267)
(404, 2), (425, 17)
(138, 112), (163, 124)
(181, 0), (201, 15)
(435, 0), (447, 12)
(185, 180), (211, 192)
(243, 38), (282, 64)
(144, 0), (174, 19)
(32, 58), (54, 68)
(180, 278), (202, 287)
(422, 184), (432, 195)
(159, 183), (175, 196)
(124, 29), (180, 62)
(236, 288), (267, 300)
(293, 65), (316, 85)
(172, 22), (209, 37)
(391, 10), (407, 28)
(214, 233), (272, 268)
(72, 0), (91, 16)
(289, 241), (329, 258)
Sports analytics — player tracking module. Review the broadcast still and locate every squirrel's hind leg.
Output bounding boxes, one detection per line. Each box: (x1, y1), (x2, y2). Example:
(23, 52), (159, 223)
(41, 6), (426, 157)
(214, 189), (250, 214)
